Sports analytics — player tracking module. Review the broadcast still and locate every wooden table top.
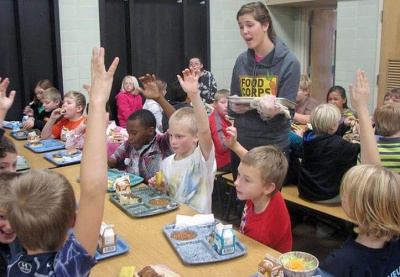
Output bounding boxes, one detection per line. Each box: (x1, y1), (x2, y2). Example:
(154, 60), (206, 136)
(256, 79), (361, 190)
(51, 165), (282, 276)
(5, 129), (57, 170)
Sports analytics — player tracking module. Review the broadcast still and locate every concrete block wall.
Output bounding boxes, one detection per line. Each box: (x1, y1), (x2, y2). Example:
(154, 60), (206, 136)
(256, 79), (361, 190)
(335, 0), (380, 111)
(209, 1), (299, 91)
(59, 0), (100, 101)
(209, 1), (248, 91)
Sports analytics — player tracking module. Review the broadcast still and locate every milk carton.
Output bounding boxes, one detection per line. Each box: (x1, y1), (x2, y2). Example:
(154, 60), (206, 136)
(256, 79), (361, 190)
(213, 223), (236, 255)
(114, 175), (131, 194)
(258, 254), (284, 277)
(98, 222), (117, 254)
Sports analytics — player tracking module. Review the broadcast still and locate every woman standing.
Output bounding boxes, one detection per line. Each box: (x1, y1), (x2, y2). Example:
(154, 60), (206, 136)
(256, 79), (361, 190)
(230, 2), (300, 176)
(189, 57), (217, 104)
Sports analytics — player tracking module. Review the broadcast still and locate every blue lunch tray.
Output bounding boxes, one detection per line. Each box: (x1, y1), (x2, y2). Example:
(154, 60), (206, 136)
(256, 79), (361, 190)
(24, 139), (65, 153)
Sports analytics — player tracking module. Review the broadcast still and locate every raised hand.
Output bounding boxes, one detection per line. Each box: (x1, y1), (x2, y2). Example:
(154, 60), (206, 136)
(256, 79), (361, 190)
(177, 68), (199, 98)
(349, 69), (370, 112)
(0, 77), (16, 113)
(138, 74), (161, 100)
(90, 47), (119, 104)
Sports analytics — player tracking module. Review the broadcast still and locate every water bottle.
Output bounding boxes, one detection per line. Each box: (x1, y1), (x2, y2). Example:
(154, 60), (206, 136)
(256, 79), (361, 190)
(22, 115), (29, 123)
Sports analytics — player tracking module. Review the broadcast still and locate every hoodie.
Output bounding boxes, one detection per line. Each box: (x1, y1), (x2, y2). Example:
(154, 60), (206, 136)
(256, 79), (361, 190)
(298, 130), (360, 201)
(230, 37), (300, 151)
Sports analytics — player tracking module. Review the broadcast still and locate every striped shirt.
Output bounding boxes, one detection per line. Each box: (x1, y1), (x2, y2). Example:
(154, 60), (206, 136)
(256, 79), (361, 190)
(358, 136), (400, 173)
(377, 136), (400, 173)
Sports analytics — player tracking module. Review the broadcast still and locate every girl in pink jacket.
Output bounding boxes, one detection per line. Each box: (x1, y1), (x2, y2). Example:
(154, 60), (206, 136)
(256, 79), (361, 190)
(116, 75), (143, 127)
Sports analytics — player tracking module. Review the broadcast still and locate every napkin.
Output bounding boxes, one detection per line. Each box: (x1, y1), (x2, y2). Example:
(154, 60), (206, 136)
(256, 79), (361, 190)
(175, 214), (215, 229)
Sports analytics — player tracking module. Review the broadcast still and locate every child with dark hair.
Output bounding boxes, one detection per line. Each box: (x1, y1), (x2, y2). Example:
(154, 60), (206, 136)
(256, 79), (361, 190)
(109, 78), (177, 182)
(189, 57), (217, 104)
(327, 85), (357, 136)
(23, 79), (53, 120)
(108, 109), (173, 182)
(0, 137), (17, 174)
(383, 88), (400, 105)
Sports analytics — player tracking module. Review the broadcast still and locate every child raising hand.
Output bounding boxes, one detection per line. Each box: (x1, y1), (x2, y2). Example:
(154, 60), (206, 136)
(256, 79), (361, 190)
(0, 47), (119, 276)
(147, 68), (216, 214)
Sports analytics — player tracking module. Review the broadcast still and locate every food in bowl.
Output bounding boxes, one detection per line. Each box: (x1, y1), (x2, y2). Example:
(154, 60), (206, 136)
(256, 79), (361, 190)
(279, 251), (318, 277)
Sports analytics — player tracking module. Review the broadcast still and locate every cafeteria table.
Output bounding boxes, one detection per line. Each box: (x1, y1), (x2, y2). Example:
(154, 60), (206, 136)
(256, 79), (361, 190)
(51, 164), (282, 276)
(5, 129), (57, 169)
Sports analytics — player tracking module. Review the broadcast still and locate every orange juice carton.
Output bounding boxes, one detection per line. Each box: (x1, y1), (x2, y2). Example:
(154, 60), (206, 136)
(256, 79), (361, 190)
(114, 175), (131, 194)
(258, 254), (284, 277)
(213, 223), (236, 255)
(98, 222), (117, 254)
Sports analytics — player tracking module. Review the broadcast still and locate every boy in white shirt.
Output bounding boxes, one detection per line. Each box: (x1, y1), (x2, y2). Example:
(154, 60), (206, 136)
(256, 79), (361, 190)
(146, 69), (217, 213)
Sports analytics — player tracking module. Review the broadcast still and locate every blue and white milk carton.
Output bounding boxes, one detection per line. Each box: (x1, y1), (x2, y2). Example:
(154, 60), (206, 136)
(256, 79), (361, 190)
(11, 122), (20, 134)
(213, 223), (236, 255)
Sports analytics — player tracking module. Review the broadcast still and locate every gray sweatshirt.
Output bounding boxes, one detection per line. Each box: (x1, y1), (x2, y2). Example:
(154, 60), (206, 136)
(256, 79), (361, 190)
(230, 36), (300, 151)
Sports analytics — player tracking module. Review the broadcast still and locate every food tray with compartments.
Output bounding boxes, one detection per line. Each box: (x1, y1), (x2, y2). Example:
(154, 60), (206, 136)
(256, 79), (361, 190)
(43, 150), (82, 166)
(95, 236), (130, 261)
(109, 187), (180, 218)
(24, 139), (65, 153)
(107, 169), (144, 192)
(10, 129), (41, 140)
(162, 221), (247, 265)
(68, 228), (130, 262)
(2, 121), (22, 129)
(16, 156), (30, 171)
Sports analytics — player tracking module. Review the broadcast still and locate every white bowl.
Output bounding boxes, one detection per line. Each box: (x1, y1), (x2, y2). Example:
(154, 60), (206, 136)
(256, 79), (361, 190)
(279, 251), (319, 277)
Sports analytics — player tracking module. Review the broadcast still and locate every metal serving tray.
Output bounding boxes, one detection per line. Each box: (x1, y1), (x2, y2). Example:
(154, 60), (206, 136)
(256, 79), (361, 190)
(163, 221), (247, 265)
(109, 187), (180, 218)
(228, 96), (296, 109)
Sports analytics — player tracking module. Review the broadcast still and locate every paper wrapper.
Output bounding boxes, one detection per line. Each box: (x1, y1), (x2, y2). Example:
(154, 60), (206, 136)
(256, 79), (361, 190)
(175, 214), (215, 228)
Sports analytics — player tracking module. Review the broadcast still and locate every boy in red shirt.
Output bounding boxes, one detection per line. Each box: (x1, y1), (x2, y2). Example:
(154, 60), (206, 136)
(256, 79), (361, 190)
(225, 127), (292, 253)
(208, 89), (232, 171)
